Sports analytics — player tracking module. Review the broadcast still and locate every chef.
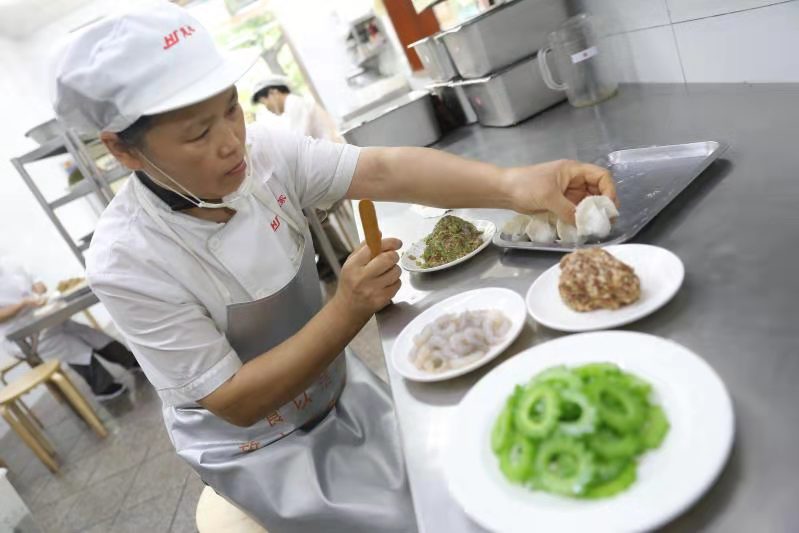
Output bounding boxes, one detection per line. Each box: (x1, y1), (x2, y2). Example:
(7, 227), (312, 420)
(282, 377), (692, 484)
(0, 258), (139, 400)
(50, 3), (616, 532)
(252, 75), (343, 143)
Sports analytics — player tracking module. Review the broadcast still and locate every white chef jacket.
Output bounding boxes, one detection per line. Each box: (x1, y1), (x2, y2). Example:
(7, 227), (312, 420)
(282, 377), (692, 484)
(86, 123), (360, 406)
(255, 94), (343, 143)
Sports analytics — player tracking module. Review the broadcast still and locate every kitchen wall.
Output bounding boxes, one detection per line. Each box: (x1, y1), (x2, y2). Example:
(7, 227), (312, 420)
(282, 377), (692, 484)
(574, 0), (799, 83)
(0, 0), (144, 289)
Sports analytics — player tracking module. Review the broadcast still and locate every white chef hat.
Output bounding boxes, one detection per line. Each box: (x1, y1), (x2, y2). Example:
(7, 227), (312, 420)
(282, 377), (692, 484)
(251, 75), (292, 102)
(50, 0), (257, 134)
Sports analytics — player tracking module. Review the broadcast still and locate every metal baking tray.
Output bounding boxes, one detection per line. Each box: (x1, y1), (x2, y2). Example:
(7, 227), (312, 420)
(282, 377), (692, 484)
(493, 141), (729, 252)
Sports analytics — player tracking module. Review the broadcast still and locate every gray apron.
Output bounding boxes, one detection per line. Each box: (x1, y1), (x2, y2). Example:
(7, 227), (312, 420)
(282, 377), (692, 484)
(134, 176), (416, 532)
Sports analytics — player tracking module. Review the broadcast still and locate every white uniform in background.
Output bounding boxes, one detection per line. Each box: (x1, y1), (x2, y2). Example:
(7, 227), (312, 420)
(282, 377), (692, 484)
(256, 93), (343, 143)
(0, 260), (110, 365)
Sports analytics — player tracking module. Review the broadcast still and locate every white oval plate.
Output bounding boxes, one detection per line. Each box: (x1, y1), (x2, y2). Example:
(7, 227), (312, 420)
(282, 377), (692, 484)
(526, 244), (685, 332)
(444, 331), (734, 533)
(400, 219), (496, 273)
(391, 288), (526, 383)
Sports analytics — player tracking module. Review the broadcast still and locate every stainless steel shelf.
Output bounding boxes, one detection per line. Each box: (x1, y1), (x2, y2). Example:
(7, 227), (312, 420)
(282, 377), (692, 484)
(18, 138), (69, 164)
(18, 133), (98, 164)
(49, 179), (96, 209)
(48, 167), (131, 209)
(13, 125), (125, 268)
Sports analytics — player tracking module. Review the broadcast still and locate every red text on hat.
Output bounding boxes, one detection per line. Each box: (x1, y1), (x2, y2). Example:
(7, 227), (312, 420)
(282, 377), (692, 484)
(163, 25), (197, 50)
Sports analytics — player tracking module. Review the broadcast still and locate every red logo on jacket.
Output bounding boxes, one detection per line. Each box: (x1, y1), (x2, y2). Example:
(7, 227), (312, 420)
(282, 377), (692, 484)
(277, 194), (287, 207)
(270, 215), (281, 232)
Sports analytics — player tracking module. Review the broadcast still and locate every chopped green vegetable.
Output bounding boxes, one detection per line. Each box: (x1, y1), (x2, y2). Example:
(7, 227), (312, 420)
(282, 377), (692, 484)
(514, 384), (560, 439)
(557, 389), (597, 436)
(583, 461), (637, 499)
(532, 365), (582, 391)
(490, 363), (668, 500)
(499, 435), (535, 483)
(588, 425), (640, 460)
(418, 215), (483, 268)
(491, 386), (521, 454)
(640, 405), (670, 450)
(535, 436), (595, 496)
(585, 380), (646, 433)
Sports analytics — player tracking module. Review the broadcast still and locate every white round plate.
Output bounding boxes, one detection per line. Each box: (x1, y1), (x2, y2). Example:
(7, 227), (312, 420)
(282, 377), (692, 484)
(400, 219), (496, 273)
(444, 331), (734, 533)
(526, 244), (685, 332)
(391, 288), (526, 383)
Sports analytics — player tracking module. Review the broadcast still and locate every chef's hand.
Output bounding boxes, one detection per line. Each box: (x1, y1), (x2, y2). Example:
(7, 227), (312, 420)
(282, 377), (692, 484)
(21, 296), (46, 309)
(32, 282), (47, 295)
(504, 159), (618, 225)
(334, 238), (403, 321)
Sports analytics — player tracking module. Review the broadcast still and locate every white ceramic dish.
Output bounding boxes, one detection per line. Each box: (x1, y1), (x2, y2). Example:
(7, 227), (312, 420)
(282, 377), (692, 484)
(400, 219), (496, 273)
(444, 331), (734, 533)
(390, 288), (526, 382)
(526, 244), (684, 332)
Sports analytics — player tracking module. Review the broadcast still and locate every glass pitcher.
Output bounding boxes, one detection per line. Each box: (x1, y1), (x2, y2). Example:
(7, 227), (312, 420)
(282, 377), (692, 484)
(538, 13), (618, 108)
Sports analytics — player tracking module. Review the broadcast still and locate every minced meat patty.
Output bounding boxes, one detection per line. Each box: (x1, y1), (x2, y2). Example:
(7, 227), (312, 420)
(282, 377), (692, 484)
(558, 248), (641, 312)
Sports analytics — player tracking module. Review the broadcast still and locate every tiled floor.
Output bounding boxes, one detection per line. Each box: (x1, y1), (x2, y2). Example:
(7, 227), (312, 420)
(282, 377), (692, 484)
(1, 318), (386, 533)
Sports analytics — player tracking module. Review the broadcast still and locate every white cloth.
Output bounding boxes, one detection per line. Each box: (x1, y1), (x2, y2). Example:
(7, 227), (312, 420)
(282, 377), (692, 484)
(0, 259), (34, 356)
(256, 94), (342, 142)
(86, 123), (360, 406)
(0, 261), (110, 365)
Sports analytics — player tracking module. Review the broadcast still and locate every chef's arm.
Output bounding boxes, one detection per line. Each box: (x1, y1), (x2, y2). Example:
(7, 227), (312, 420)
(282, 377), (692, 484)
(0, 299), (35, 323)
(348, 147), (616, 224)
(199, 239), (402, 427)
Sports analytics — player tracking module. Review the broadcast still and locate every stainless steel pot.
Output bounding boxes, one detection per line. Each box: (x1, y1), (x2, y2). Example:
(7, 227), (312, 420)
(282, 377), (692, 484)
(341, 91), (441, 147)
(437, 0), (568, 79)
(408, 34), (458, 82)
(452, 54), (565, 127)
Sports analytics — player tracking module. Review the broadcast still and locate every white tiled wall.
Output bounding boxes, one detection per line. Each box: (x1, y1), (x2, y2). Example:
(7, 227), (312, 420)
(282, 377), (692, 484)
(574, 0), (799, 83)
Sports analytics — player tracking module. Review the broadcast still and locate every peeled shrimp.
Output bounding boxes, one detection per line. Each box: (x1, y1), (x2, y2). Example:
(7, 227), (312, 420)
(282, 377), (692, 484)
(411, 309), (512, 373)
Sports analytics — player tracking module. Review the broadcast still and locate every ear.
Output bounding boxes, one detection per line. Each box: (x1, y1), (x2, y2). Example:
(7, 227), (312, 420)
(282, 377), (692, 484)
(100, 132), (145, 171)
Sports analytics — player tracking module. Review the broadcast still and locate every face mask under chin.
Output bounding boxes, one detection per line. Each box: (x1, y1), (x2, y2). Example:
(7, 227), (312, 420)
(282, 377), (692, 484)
(135, 149), (253, 211)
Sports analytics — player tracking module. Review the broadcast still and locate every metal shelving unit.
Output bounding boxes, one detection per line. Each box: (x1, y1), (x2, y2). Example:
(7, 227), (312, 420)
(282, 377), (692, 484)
(11, 125), (132, 267)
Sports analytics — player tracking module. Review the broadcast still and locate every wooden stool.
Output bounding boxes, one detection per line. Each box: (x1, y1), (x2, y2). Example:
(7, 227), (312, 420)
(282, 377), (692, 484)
(0, 360), (108, 473)
(196, 486), (267, 533)
(0, 358), (44, 430)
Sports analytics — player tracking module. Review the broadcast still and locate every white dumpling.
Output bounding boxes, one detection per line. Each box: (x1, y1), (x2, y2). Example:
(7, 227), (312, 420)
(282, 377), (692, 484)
(558, 196), (618, 243)
(524, 213), (556, 243)
(556, 219), (582, 244)
(575, 196), (618, 239)
(501, 214), (532, 242)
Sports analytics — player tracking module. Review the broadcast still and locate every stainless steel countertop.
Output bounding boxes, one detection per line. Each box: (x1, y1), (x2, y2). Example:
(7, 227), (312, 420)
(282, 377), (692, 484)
(370, 84), (799, 532)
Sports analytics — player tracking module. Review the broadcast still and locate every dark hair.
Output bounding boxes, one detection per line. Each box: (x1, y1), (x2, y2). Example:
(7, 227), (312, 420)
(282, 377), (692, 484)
(117, 114), (154, 148)
(251, 84), (291, 104)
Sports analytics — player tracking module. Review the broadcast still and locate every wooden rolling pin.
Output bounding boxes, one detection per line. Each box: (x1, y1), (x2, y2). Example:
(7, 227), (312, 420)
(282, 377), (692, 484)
(358, 200), (382, 259)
